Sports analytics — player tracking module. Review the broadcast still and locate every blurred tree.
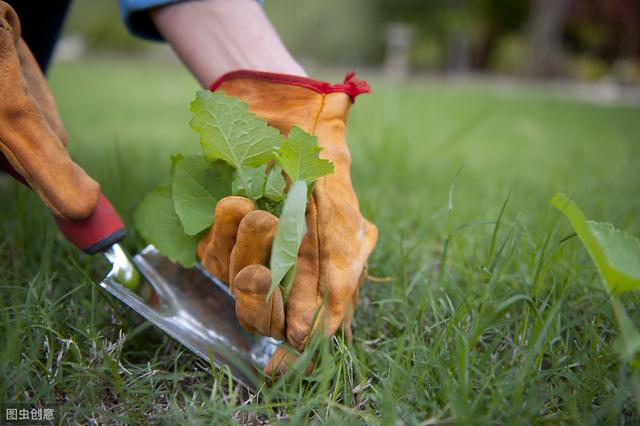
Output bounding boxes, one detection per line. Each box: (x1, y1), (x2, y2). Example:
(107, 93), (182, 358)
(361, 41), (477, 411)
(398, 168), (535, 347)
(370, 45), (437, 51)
(377, 0), (529, 71)
(477, 0), (529, 69)
(565, 0), (640, 61)
(525, 0), (573, 78)
(563, 0), (640, 82)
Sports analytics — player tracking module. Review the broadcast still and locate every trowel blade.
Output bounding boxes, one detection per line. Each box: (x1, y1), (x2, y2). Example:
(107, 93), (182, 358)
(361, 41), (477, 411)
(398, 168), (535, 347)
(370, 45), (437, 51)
(99, 244), (278, 390)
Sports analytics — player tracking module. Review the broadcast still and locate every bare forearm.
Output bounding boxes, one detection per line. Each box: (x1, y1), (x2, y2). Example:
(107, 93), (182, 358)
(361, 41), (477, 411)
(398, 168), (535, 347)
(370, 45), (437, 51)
(150, 0), (306, 88)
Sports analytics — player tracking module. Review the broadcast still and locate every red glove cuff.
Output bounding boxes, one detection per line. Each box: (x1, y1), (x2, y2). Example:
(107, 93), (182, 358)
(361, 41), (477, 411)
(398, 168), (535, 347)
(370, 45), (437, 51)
(209, 70), (370, 102)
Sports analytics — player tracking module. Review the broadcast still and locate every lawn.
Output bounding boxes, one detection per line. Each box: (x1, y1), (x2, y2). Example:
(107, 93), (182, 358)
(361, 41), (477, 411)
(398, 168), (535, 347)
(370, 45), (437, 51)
(1, 58), (639, 424)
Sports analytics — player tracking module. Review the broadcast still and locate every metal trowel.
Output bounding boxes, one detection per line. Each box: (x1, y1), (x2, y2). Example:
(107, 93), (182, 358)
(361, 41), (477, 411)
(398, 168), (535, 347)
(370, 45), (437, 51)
(54, 194), (278, 390)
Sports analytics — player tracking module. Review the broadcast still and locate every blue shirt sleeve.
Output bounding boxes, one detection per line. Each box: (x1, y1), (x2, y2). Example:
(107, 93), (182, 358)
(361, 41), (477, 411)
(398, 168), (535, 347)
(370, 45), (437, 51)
(119, 0), (180, 41)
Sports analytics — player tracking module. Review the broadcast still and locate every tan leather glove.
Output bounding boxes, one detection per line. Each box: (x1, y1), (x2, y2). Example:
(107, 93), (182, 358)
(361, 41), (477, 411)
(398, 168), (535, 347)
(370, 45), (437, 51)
(0, 1), (99, 221)
(197, 71), (378, 376)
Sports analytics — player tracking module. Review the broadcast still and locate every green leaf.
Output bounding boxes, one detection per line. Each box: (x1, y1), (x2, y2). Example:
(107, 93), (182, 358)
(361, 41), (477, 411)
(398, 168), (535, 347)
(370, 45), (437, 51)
(232, 165), (267, 200)
(264, 165), (286, 203)
(172, 155), (234, 235)
(273, 127), (334, 184)
(134, 185), (199, 267)
(268, 180), (308, 301)
(190, 91), (283, 201)
(550, 193), (640, 293)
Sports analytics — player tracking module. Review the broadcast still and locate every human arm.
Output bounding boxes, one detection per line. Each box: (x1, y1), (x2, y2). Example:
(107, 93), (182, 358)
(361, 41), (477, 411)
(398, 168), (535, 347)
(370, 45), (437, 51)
(149, 0), (306, 87)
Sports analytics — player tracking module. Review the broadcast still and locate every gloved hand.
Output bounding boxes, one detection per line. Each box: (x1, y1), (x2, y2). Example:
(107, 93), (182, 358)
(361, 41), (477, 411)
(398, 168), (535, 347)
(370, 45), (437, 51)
(0, 1), (99, 221)
(197, 70), (378, 376)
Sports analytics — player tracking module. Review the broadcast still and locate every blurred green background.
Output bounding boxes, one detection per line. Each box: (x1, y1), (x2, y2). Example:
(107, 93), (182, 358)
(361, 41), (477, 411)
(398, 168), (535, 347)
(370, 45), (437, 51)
(62, 0), (640, 83)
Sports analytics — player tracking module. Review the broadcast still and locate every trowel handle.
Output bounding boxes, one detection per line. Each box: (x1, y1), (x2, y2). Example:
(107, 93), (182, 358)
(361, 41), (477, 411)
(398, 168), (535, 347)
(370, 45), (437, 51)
(1, 156), (126, 254)
(55, 193), (126, 254)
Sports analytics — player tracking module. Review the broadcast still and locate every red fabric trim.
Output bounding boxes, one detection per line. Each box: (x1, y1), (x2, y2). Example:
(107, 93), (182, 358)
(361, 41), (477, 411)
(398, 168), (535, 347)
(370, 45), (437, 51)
(209, 70), (370, 102)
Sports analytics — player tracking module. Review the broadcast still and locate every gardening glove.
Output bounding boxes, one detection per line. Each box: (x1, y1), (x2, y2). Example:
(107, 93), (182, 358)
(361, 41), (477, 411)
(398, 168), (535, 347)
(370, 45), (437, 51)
(197, 70), (378, 376)
(0, 1), (99, 221)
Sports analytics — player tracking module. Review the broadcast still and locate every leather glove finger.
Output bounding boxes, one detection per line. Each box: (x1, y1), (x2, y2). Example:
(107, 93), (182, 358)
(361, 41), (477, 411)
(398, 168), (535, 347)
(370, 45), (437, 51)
(197, 196), (254, 282)
(230, 210), (282, 339)
(229, 209), (278, 289)
(263, 345), (314, 378)
(315, 218), (377, 340)
(16, 38), (67, 144)
(233, 264), (285, 340)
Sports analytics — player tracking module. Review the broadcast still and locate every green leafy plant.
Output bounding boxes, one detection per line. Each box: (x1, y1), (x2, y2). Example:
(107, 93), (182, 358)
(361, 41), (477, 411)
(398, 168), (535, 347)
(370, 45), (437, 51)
(551, 193), (640, 367)
(134, 91), (334, 300)
(550, 193), (640, 294)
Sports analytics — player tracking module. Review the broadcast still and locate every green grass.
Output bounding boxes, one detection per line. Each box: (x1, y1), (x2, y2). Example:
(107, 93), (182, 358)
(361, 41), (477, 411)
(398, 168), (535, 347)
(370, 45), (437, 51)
(1, 58), (639, 424)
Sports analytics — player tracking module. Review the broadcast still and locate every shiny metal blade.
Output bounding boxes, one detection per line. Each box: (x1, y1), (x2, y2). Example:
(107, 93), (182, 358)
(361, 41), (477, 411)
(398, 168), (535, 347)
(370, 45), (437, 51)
(100, 244), (278, 390)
